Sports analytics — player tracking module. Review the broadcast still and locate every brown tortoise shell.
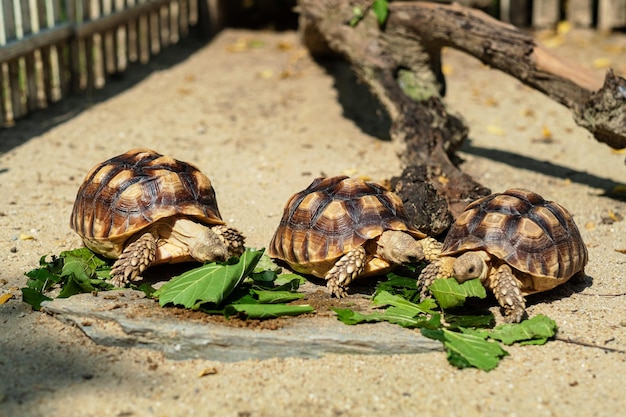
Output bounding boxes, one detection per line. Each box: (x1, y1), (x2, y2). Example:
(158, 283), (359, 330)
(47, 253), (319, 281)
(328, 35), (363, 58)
(70, 148), (225, 258)
(268, 176), (426, 277)
(441, 188), (588, 285)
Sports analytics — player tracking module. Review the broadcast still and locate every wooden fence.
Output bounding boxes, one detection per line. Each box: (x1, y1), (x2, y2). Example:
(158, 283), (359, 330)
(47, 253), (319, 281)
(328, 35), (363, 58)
(499, 0), (626, 29)
(1, 0), (625, 127)
(0, 0), (209, 127)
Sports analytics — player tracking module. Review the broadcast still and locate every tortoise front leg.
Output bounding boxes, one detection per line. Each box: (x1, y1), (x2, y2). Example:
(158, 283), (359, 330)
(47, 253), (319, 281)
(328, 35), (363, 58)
(490, 264), (526, 323)
(325, 246), (367, 298)
(110, 232), (157, 287)
(417, 256), (456, 299)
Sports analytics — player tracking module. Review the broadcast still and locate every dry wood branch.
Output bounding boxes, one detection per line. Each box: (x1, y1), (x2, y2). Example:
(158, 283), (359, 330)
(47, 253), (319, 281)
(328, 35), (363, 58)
(388, 1), (626, 149)
(299, 0), (491, 218)
(298, 0), (626, 222)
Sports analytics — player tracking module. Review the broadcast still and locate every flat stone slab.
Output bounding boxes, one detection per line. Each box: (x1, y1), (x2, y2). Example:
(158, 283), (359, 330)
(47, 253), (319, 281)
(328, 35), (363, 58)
(42, 290), (441, 361)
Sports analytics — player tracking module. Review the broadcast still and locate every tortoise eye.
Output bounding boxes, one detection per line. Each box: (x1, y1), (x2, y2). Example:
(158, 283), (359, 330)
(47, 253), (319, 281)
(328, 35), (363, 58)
(467, 266), (475, 274)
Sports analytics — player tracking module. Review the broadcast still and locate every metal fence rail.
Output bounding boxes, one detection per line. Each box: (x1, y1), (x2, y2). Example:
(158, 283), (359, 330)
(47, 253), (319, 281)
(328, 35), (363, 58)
(0, 0), (200, 127)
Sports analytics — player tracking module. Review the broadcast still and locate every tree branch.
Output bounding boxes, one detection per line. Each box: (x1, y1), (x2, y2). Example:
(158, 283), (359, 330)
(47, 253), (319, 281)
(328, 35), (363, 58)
(388, 1), (626, 149)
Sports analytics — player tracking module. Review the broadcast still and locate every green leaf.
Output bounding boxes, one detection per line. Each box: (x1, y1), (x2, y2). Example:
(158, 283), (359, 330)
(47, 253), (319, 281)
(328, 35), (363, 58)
(224, 303), (314, 319)
(217, 287), (259, 306)
(429, 278), (487, 309)
(372, 290), (438, 315)
(25, 266), (62, 292)
(59, 254), (110, 295)
(58, 278), (89, 298)
(154, 249), (264, 308)
(488, 314), (557, 345)
(251, 269), (278, 283)
(274, 273), (307, 287)
(332, 308), (386, 325)
(380, 308), (442, 329)
(252, 252), (281, 274)
(61, 247), (110, 271)
(25, 254), (65, 292)
(133, 283), (158, 298)
(37, 254), (63, 273)
(269, 278), (303, 292)
(376, 272), (421, 301)
(62, 256), (95, 284)
(251, 289), (305, 304)
(21, 288), (52, 311)
(372, 0), (389, 25)
(333, 305), (442, 329)
(94, 268), (113, 281)
(445, 310), (495, 330)
(250, 252), (282, 282)
(379, 275), (418, 290)
(22, 248), (114, 308)
(422, 328), (509, 371)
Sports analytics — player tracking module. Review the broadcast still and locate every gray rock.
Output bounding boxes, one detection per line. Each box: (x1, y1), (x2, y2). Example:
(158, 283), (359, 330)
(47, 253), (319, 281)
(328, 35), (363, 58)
(42, 290), (441, 361)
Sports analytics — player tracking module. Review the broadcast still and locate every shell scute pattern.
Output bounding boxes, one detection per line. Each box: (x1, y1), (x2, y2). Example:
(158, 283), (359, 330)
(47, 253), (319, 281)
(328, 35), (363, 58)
(269, 176), (425, 274)
(441, 188), (587, 281)
(71, 148), (224, 256)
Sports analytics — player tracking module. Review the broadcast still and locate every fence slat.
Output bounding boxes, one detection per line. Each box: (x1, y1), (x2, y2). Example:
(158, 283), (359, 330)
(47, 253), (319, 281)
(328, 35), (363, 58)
(149, 9), (160, 55)
(1, 0), (206, 125)
(159, 3), (170, 48)
(567, 0), (593, 27)
(169, 0), (180, 44)
(598, 0), (626, 30)
(179, 0), (188, 38)
(20, 0), (40, 111)
(8, 59), (24, 120)
(58, 41), (70, 96)
(499, 0), (531, 27)
(0, 24), (73, 63)
(0, 64), (8, 126)
(74, 0), (172, 37)
(138, 12), (149, 63)
(532, 0), (560, 28)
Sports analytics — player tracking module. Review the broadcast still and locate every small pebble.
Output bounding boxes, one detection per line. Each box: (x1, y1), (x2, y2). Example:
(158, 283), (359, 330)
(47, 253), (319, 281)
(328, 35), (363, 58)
(10, 247), (17, 253)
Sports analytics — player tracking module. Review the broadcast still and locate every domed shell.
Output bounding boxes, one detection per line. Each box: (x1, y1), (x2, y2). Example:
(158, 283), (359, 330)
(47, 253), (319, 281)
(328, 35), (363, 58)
(70, 148), (225, 258)
(268, 176), (426, 276)
(441, 188), (588, 282)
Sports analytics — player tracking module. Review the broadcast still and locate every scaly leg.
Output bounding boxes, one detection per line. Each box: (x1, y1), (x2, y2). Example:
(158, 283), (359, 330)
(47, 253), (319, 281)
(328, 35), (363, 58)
(110, 232), (157, 287)
(419, 237), (443, 262)
(418, 256), (456, 299)
(325, 246), (367, 298)
(491, 264), (526, 323)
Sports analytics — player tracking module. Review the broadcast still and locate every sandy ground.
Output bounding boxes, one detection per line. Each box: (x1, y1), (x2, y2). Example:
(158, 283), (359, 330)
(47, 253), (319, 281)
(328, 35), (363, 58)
(1, 27), (625, 417)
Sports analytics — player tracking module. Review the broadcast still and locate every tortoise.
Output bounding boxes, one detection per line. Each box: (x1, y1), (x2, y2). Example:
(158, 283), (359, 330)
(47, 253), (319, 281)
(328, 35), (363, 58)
(418, 188), (588, 323)
(70, 148), (245, 287)
(268, 176), (442, 297)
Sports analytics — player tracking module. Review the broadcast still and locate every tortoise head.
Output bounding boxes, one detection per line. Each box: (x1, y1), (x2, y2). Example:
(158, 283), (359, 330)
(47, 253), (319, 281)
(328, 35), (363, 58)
(190, 229), (229, 263)
(377, 230), (424, 264)
(452, 251), (490, 283)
